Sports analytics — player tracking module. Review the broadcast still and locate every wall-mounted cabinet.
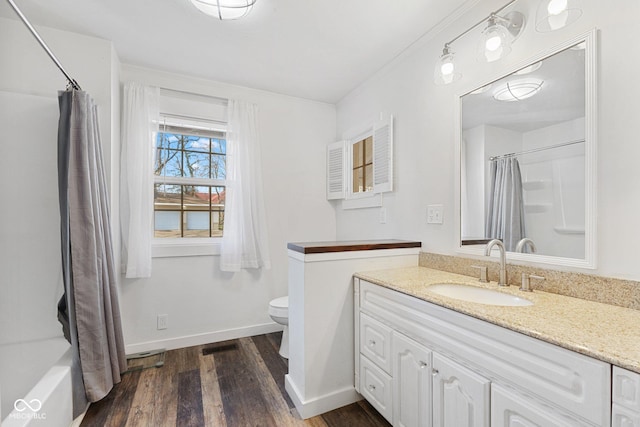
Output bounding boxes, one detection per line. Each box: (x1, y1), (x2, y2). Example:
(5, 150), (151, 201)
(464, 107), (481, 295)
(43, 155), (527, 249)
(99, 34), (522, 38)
(354, 278), (612, 427)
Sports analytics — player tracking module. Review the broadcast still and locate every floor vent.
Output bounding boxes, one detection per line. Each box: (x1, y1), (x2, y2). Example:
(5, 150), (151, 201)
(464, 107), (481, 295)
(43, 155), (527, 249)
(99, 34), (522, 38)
(202, 343), (238, 355)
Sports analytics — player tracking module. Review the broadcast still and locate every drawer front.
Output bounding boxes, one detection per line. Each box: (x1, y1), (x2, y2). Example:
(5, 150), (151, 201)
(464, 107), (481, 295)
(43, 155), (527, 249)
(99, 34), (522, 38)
(359, 280), (611, 426)
(613, 404), (640, 427)
(360, 355), (393, 423)
(614, 366), (640, 412)
(360, 312), (392, 375)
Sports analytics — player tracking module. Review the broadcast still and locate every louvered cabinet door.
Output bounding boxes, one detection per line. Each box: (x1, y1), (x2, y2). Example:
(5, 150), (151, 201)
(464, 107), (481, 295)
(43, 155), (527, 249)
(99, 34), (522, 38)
(372, 115), (393, 194)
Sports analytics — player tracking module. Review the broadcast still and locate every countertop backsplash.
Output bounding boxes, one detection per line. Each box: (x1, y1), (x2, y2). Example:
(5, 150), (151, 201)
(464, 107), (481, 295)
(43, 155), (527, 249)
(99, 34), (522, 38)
(419, 252), (640, 311)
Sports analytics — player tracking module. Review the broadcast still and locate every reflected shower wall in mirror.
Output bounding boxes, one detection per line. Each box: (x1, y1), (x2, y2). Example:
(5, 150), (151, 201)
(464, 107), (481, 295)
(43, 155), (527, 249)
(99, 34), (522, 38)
(459, 33), (595, 266)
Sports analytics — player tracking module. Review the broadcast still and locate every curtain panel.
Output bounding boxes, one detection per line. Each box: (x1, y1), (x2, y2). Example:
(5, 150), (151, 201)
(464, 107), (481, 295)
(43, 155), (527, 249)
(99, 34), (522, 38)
(220, 100), (271, 271)
(120, 83), (159, 278)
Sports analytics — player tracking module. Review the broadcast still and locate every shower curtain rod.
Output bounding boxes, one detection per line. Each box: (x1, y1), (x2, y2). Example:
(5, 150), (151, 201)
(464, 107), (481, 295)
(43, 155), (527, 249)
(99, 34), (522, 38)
(6, 0), (81, 90)
(489, 139), (585, 161)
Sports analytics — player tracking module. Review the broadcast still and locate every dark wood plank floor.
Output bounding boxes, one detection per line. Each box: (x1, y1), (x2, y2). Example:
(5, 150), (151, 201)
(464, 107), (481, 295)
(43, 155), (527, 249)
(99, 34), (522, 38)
(81, 332), (391, 427)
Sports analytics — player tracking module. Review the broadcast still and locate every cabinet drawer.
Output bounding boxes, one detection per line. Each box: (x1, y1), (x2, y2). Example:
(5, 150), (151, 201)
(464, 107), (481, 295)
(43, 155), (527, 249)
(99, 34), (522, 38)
(360, 314), (393, 375)
(360, 355), (393, 423)
(359, 280), (611, 426)
(360, 312), (392, 375)
(614, 366), (640, 412)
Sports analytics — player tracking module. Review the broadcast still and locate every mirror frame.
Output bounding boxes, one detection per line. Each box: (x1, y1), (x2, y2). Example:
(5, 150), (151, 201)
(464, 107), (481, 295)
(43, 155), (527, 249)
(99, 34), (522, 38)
(454, 29), (598, 269)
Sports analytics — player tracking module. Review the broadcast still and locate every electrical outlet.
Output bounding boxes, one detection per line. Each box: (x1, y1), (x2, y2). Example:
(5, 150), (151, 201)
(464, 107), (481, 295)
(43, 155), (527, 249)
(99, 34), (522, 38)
(379, 207), (387, 224)
(157, 314), (168, 330)
(427, 205), (444, 224)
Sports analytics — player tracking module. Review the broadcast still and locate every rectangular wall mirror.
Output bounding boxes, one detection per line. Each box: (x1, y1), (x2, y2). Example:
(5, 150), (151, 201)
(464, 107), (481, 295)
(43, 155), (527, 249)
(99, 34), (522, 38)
(456, 30), (597, 268)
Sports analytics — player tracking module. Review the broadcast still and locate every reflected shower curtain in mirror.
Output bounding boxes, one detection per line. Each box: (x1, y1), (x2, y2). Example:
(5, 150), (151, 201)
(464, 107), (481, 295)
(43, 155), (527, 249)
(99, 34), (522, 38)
(57, 90), (127, 417)
(485, 157), (526, 251)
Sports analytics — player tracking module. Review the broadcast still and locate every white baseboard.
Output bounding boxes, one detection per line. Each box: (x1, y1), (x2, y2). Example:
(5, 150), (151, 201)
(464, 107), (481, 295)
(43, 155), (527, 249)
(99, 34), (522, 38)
(124, 322), (283, 354)
(285, 374), (362, 419)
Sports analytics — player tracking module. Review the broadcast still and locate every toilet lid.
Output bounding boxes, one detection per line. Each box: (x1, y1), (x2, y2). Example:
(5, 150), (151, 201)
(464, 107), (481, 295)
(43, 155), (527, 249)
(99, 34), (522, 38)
(270, 296), (288, 308)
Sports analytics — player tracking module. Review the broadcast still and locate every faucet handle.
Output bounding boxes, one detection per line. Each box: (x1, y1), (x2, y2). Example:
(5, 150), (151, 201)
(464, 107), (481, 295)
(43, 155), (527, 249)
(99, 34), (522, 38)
(471, 265), (489, 283)
(520, 273), (545, 292)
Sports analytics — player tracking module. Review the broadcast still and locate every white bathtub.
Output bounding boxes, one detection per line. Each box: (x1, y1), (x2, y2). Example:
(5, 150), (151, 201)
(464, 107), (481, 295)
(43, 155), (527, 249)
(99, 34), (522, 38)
(1, 338), (72, 427)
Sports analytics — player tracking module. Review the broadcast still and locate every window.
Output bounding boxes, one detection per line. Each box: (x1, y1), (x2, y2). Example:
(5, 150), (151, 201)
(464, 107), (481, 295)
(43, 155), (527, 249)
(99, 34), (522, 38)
(326, 114), (393, 204)
(153, 119), (226, 238)
(352, 136), (373, 193)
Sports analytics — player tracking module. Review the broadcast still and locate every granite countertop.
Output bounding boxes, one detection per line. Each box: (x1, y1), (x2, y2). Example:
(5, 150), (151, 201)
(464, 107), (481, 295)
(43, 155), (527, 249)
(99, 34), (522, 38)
(355, 266), (640, 374)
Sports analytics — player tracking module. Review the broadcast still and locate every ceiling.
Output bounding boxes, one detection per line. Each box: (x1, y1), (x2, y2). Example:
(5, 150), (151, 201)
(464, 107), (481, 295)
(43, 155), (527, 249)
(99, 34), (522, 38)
(0, 0), (475, 103)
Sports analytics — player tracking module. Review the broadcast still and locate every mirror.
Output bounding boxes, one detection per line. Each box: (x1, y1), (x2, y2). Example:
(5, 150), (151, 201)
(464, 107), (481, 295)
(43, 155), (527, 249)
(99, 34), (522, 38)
(457, 31), (596, 268)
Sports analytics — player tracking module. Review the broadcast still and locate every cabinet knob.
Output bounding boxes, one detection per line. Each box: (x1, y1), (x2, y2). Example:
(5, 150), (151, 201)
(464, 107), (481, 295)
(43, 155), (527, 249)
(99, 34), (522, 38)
(419, 361), (428, 369)
(368, 384), (376, 391)
(368, 340), (376, 347)
(432, 369), (439, 377)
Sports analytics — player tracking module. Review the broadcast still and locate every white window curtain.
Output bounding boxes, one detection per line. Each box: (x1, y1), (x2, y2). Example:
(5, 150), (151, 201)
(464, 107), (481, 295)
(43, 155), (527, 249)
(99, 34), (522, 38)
(120, 82), (159, 278)
(220, 100), (271, 272)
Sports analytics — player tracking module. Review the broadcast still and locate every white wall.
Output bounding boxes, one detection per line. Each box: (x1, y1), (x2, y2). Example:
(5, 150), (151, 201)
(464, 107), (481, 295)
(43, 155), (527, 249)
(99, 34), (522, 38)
(119, 65), (337, 352)
(335, 0), (640, 281)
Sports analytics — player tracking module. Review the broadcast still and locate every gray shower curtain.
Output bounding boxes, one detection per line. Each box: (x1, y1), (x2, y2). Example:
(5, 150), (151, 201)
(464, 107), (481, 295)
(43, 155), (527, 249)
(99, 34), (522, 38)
(57, 90), (127, 417)
(485, 157), (526, 252)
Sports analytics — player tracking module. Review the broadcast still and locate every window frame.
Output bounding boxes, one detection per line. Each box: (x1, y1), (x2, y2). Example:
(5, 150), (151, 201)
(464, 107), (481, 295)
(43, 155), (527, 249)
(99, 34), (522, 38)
(152, 114), (228, 257)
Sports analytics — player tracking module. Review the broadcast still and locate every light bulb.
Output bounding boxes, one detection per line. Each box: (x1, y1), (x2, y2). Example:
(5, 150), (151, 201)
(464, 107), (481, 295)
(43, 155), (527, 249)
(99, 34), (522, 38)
(485, 35), (502, 52)
(547, 0), (568, 15)
(441, 62), (454, 76)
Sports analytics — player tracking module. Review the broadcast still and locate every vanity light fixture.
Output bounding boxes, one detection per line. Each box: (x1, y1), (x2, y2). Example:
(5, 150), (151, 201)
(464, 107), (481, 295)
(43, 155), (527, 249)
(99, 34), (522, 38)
(189, 0), (257, 20)
(536, 0), (583, 32)
(433, 0), (525, 85)
(478, 12), (525, 63)
(493, 78), (544, 102)
(434, 45), (462, 85)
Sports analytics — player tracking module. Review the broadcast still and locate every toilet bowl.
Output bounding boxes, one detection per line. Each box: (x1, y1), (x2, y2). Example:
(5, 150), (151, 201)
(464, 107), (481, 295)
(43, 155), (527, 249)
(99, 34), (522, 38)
(268, 296), (289, 359)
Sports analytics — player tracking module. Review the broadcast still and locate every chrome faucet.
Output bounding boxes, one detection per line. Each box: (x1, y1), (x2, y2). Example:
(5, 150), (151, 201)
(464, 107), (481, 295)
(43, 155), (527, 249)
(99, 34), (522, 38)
(515, 238), (536, 253)
(484, 239), (507, 286)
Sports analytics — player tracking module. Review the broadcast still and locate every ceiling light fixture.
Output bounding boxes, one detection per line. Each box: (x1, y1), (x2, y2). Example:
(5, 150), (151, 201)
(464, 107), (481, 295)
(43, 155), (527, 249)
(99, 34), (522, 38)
(536, 0), (582, 32)
(189, 0), (257, 20)
(433, 0), (526, 85)
(493, 78), (544, 102)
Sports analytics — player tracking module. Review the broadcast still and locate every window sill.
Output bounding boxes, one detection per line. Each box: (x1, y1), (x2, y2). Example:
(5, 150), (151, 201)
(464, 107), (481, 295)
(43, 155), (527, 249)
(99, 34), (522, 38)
(152, 238), (221, 258)
(341, 193), (383, 210)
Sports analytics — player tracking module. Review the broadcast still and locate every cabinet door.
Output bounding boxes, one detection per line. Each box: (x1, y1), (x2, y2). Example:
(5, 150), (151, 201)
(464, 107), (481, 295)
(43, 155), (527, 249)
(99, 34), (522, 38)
(392, 332), (432, 427)
(492, 384), (586, 426)
(432, 353), (489, 427)
(613, 404), (640, 427)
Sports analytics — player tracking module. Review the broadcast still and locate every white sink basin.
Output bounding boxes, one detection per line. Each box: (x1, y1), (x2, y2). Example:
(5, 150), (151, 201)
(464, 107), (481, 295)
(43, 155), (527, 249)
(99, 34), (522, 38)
(427, 283), (533, 307)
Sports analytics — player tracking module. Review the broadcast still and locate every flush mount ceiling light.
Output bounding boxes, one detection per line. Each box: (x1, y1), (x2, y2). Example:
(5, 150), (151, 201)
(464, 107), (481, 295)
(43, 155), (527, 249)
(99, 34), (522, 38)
(536, 0), (582, 32)
(434, 45), (462, 85)
(189, 0), (257, 20)
(493, 78), (544, 102)
(433, 0), (527, 85)
(478, 12), (525, 63)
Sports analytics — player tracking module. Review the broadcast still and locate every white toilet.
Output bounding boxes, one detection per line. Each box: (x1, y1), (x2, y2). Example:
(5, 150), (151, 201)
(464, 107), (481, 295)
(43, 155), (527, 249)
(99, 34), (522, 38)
(268, 296), (289, 359)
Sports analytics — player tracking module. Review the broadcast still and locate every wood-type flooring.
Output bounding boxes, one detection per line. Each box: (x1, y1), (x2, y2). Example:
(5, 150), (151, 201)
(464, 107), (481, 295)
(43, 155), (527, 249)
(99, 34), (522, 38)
(80, 332), (391, 427)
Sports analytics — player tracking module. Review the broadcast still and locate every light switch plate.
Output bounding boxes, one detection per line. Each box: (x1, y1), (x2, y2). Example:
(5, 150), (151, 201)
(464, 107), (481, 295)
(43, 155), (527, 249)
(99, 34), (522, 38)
(427, 205), (443, 224)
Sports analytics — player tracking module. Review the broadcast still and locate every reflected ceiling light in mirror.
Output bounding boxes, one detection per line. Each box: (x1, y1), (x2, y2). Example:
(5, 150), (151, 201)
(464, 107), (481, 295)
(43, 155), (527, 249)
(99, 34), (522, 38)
(189, 0), (257, 20)
(536, 0), (582, 32)
(493, 78), (544, 102)
(434, 45), (462, 85)
(478, 12), (525, 63)
(514, 61), (542, 75)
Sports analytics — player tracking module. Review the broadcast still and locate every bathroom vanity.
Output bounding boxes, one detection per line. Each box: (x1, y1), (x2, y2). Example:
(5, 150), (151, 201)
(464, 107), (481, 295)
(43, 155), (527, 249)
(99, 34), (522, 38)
(354, 267), (640, 427)
(285, 240), (421, 419)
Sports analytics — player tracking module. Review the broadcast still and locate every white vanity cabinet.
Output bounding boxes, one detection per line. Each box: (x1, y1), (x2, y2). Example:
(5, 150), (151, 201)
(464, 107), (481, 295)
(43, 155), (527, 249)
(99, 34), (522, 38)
(354, 278), (612, 427)
(612, 367), (640, 427)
